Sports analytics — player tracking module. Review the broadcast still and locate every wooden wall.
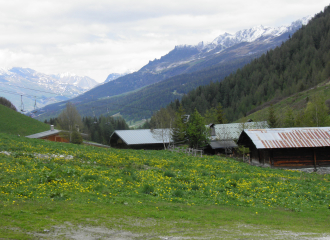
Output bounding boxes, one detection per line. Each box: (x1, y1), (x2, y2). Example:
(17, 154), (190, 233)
(41, 134), (69, 143)
(272, 148), (314, 167)
(251, 147), (330, 168)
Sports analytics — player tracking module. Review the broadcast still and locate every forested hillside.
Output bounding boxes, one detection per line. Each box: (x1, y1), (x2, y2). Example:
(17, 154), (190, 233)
(174, 5), (330, 122)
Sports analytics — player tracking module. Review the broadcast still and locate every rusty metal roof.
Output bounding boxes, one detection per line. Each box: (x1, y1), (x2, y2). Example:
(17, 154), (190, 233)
(243, 127), (330, 149)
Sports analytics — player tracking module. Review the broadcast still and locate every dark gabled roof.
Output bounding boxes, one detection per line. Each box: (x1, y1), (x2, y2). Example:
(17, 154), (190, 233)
(209, 140), (238, 149)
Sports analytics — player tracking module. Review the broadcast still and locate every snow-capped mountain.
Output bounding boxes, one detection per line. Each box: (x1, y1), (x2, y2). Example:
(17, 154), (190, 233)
(0, 67), (98, 112)
(142, 16), (312, 73)
(52, 73), (98, 90)
(104, 73), (128, 83)
(203, 16), (311, 51)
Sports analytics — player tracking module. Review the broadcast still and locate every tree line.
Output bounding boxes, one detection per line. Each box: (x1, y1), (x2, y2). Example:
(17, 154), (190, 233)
(45, 102), (129, 145)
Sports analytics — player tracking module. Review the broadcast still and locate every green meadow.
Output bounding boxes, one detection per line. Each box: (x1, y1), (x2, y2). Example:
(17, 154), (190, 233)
(0, 105), (49, 136)
(0, 132), (330, 238)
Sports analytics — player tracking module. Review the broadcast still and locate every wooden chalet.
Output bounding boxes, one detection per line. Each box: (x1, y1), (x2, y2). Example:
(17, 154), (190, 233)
(26, 125), (69, 143)
(237, 127), (330, 168)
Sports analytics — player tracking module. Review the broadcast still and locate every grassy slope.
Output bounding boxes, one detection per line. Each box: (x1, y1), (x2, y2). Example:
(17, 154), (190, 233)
(0, 132), (329, 238)
(0, 104), (50, 136)
(237, 79), (330, 124)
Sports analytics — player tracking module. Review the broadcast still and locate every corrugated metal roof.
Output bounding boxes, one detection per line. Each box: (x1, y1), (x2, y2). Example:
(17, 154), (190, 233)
(26, 129), (61, 139)
(243, 127), (330, 149)
(212, 121), (269, 141)
(111, 129), (172, 145)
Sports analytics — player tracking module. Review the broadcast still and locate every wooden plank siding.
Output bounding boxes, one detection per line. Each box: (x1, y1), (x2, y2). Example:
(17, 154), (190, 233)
(41, 134), (69, 143)
(315, 147), (330, 166)
(252, 147), (330, 168)
(272, 148), (314, 167)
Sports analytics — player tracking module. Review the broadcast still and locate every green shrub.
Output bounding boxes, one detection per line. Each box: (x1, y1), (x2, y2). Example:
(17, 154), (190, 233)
(80, 174), (99, 182)
(164, 170), (176, 178)
(141, 184), (154, 194)
(71, 129), (83, 144)
(191, 184), (199, 190)
(172, 189), (184, 198)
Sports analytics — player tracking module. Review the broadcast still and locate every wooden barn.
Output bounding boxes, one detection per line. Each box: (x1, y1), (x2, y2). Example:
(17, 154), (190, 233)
(205, 121), (268, 154)
(237, 127), (330, 168)
(26, 125), (69, 143)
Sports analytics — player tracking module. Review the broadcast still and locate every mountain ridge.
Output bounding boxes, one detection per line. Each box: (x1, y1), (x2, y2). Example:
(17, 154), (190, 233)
(0, 67), (99, 112)
(34, 15), (312, 121)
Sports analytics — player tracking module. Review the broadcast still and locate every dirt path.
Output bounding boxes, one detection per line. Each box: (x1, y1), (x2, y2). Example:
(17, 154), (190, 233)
(31, 224), (330, 240)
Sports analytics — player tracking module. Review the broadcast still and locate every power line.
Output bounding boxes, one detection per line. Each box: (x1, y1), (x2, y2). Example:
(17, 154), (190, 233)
(0, 86), (156, 116)
(0, 89), (58, 103)
(0, 89), (35, 98)
(0, 82), (155, 112)
(0, 82), (63, 95)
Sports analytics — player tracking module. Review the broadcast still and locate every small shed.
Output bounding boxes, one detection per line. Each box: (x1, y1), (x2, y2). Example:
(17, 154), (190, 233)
(110, 129), (172, 150)
(210, 121), (269, 141)
(204, 139), (238, 155)
(205, 121), (268, 154)
(237, 127), (330, 168)
(26, 125), (69, 143)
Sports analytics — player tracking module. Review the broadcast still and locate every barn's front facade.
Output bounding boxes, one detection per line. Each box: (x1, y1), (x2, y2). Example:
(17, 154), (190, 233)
(237, 127), (330, 168)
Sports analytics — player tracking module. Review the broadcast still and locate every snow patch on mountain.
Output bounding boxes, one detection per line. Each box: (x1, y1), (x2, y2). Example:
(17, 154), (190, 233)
(0, 67), (99, 111)
(176, 16), (312, 53)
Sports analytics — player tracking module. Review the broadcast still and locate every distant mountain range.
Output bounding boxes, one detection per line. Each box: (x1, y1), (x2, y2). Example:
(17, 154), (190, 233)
(142, 16), (311, 74)
(0, 67), (99, 112)
(34, 16), (311, 121)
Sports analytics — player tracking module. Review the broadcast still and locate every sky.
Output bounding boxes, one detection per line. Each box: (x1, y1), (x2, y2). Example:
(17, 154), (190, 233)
(0, 1), (329, 83)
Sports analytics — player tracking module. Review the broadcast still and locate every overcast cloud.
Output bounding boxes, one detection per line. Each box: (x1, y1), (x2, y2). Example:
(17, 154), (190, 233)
(0, 0), (329, 82)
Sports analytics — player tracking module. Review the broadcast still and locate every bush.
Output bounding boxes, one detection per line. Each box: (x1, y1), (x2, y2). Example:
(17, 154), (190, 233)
(172, 189), (184, 198)
(164, 170), (176, 178)
(141, 184), (154, 194)
(0, 97), (17, 111)
(71, 129), (83, 144)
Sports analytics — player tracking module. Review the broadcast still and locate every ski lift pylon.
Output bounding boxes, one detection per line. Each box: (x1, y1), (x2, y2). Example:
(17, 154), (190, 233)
(20, 95), (25, 112)
(32, 96), (37, 113)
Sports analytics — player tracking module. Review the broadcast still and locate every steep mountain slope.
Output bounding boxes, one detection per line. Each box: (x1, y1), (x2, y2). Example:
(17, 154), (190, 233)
(36, 16), (311, 121)
(0, 68), (99, 112)
(237, 79), (330, 125)
(171, 5), (330, 122)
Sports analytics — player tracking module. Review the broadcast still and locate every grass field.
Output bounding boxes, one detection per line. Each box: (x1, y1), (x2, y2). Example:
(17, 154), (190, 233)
(0, 132), (330, 239)
(0, 105), (49, 136)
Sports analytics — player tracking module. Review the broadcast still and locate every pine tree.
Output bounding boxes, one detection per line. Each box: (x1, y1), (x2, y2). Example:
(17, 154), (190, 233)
(172, 105), (187, 144)
(186, 108), (210, 148)
(216, 103), (227, 124)
(268, 104), (278, 128)
(283, 108), (295, 127)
